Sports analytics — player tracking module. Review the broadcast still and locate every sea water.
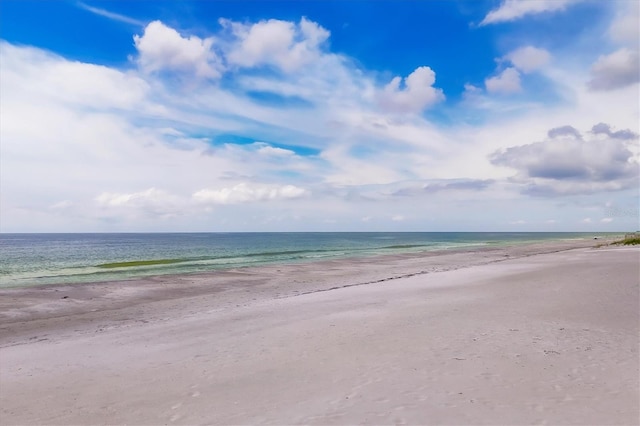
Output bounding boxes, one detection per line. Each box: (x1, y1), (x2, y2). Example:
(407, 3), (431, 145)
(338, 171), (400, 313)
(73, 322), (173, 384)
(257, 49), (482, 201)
(0, 232), (615, 288)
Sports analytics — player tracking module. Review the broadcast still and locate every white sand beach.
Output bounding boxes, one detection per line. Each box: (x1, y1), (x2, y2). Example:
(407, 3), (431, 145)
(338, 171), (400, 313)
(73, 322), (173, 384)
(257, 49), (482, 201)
(1, 241), (638, 425)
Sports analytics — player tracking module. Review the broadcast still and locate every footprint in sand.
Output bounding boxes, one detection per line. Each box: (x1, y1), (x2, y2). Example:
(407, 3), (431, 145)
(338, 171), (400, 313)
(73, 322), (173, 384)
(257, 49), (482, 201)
(189, 384), (201, 398)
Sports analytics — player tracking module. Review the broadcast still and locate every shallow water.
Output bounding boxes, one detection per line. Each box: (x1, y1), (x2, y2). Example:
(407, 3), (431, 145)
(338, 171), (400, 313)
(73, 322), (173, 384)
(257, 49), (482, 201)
(0, 232), (616, 288)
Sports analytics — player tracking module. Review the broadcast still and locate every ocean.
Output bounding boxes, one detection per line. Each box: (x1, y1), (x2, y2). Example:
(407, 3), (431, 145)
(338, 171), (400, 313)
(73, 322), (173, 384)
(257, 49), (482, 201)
(0, 232), (615, 288)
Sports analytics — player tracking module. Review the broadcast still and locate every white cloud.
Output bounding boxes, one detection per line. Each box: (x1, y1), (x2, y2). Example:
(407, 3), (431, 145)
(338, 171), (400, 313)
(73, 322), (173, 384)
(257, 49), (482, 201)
(601, 217), (613, 223)
(377, 66), (444, 113)
(50, 200), (73, 210)
(1, 12), (639, 232)
(97, 188), (165, 206)
(193, 183), (308, 205)
(77, 2), (144, 26)
(480, 0), (580, 25)
(505, 46), (551, 73)
(591, 122), (638, 140)
(223, 17), (329, 73)
(254, 143), (296, 157)
(588, 48), (639, 91)
(209, 142), (318, 179)
(485, 67), (521, 94)
(587, 2), (639, 93)
(95, 188), (184, 218)
(134, 21), (221, 78)
(609, 1), (640, 45)
(491, 123), (639, 195)
(391, 215), (405, 222)
(1, 41), (149, 110)
(463, 83), (482, 98)
(582, 217), (592, 223)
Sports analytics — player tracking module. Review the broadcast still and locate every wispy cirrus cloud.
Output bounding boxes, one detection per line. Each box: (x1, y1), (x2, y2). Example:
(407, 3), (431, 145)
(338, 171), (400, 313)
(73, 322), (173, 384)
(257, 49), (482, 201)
(77, 2), (145, 26)
(479, 0), (582, 26)
(1, 3), (638, 232)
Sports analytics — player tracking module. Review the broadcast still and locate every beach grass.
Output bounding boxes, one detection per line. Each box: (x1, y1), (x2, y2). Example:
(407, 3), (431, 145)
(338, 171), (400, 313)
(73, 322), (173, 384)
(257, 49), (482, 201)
(613, 236), (640, 245)
(594, 234), (640, 248)
(97, 259), (183, 269)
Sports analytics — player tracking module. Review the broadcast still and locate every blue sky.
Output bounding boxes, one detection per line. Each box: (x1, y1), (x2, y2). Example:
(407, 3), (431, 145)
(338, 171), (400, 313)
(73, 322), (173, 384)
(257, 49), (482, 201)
(0, 0), (638, 232)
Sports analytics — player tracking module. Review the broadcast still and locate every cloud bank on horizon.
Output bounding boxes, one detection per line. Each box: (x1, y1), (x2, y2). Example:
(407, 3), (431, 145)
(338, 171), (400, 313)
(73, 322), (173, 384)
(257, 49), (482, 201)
(0, 0), (638, 232)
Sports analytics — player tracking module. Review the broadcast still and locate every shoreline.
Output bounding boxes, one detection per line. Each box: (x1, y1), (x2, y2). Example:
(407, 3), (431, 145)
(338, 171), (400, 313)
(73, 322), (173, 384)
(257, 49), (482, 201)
(1, 238), (638, 424)
(0, 238), (615, 341)
(0, 232), (622, 289)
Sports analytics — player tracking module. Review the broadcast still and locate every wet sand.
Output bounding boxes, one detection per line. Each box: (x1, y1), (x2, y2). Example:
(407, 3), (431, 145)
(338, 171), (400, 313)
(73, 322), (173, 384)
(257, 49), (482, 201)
(1, 240), (638, 425)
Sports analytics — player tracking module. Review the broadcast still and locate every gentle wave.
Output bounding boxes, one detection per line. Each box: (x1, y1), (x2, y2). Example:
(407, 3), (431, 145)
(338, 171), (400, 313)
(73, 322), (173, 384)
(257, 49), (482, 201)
(379, 244), (429, 249)
(97, 259), (184, 268)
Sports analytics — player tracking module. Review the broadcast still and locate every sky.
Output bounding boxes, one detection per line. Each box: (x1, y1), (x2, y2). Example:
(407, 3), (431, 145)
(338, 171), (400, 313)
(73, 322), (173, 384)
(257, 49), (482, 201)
(0, 0), (638, 232)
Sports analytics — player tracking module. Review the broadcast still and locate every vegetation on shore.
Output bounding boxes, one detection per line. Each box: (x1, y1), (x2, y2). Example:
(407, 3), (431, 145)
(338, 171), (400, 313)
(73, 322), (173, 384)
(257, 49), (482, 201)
(594, 233), (640, 248)
(612, 236), (640, 245)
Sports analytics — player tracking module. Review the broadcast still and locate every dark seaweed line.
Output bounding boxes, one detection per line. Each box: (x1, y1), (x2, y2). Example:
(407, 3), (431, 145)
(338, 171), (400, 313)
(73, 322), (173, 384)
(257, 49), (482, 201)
(92, 245), (436, 269)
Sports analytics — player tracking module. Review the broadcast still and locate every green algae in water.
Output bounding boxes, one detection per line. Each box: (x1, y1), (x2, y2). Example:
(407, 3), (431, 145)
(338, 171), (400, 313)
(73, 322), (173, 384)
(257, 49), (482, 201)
(97, 259), (183, 269)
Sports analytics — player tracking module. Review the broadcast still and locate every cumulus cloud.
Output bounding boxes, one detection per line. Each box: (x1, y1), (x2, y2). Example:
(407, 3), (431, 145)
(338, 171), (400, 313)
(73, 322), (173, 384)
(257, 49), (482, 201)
(587, 2), (639, 92)
(193, 183), (308, 204)
(547, 125), (582, 139)
(475, 47), (548, 98)
(491, 123), (639, 195)
(223, 17), (329, 73)
(505, 46), (551, 73)
(609, 0), (639, 46)
(480, 0), (580, 26)
(587, 48), (639, 91)
(134, 20), (222, 78)
(377, 66), (444, 113)
(2, 12), (638, 232)
(462, 83), (482, 98)
(95, 188), (183, 217)
(591, 122), (638, 140)
(485, 67), (521, 94)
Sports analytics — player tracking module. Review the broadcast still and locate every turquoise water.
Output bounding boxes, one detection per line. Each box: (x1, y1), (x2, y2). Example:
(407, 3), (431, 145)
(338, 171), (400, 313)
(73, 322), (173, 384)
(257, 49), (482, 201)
(0, 232), (615, 288)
